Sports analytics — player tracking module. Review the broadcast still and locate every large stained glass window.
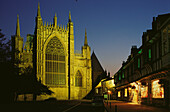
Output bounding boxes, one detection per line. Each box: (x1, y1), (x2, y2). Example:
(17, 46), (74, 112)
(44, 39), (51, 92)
(45, 37), (65, 86)
(75, 70), (82, 87)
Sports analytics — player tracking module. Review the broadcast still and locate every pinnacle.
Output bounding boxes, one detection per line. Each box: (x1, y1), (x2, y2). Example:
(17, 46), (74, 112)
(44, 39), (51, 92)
(16, 14), (20, 37)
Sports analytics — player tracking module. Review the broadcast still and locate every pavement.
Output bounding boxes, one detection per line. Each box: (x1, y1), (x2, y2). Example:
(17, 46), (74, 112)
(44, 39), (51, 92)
(104, 100), (170, 112)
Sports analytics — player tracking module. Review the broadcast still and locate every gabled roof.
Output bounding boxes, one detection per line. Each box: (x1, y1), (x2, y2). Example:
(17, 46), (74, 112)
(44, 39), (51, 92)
(91, 51), (104, 73)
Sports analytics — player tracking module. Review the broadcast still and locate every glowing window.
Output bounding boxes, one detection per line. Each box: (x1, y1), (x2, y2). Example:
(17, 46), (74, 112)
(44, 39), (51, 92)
(138, 49), (142, 54)
(104, 94), (107, 99)
(152, 80), (164, 98)
(122, 72), (124, 78)
(75, 70), (82, 87)
(124, 88), (127, 97)
(118, 91), (121, 97)
(45, 37), (65, 85)
(141, 85), (148, 98)
(96, 89), (98, 94)
(119, 74), (121, 80)
(149, 49), (151, 59)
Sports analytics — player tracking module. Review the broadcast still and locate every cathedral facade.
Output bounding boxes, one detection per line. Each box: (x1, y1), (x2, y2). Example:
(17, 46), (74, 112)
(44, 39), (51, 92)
(12, 3), (92, 100)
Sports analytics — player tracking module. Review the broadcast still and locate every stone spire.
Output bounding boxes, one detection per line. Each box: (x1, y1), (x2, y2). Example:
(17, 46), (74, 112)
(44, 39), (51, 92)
(35, 2), (43, 29)
(54, 13), (57, 27)
(37, 2), (41, 17)
(16, 15), (20, 37)
(69, 11), (71, 22)
(84, 29), (88, 46)
(55, 13), (57, 18)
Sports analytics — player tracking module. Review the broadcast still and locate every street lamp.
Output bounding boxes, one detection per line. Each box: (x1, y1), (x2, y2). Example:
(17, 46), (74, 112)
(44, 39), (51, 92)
(108, 90), (111, 100)
(108, 90), (111, 94)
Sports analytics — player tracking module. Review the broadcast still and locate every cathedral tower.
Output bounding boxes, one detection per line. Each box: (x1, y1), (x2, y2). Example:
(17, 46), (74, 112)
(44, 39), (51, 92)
(13, 3), (92, 101)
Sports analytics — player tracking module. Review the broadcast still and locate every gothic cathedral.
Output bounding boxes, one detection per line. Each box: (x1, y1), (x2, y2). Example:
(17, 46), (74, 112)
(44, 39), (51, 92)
(12, 3), (92, 100)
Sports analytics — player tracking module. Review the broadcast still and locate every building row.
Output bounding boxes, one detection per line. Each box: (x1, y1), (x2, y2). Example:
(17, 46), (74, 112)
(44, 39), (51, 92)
(114, 13), (170, 107)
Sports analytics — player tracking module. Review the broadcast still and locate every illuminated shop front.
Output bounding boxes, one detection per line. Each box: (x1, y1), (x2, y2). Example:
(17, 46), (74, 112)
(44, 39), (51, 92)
(141, 84), (148, 98)
(116, 82), (142, 103)
(115, 73), (169, 106)
(118, 91), (121, 97)
(130, 82), (139, 103)
(113, 13), (170, 107)
(128, 87), (132, 100)
(152, 80), (164, 98)
(124, 88), (127, 97)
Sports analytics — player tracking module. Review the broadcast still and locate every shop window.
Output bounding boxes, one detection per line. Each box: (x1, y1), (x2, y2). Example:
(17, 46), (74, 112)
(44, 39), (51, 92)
(124, 88), (127, 97)
(152, 80), (164, 98)
(96, 89), (98, 94)
(141, 85), (148, 98)
(118, 91), (121, 97)
(128, 87), (133, 100)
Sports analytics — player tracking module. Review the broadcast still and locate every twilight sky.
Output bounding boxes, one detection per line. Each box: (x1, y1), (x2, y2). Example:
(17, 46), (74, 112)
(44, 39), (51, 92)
(1, 0), (170, 76)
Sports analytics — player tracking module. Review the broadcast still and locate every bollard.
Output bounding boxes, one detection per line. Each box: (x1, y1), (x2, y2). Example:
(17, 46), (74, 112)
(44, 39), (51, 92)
(107, 101), (108, 105)
(115, 105), (117, 112)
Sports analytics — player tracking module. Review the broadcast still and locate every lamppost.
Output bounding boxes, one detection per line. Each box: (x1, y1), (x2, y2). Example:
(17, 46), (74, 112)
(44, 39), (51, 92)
(108, 90), (111, 100)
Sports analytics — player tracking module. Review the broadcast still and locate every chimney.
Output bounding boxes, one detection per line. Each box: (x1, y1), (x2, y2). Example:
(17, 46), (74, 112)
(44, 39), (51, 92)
(152, 17), (157, 31)
(131, 45), (137, 57)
